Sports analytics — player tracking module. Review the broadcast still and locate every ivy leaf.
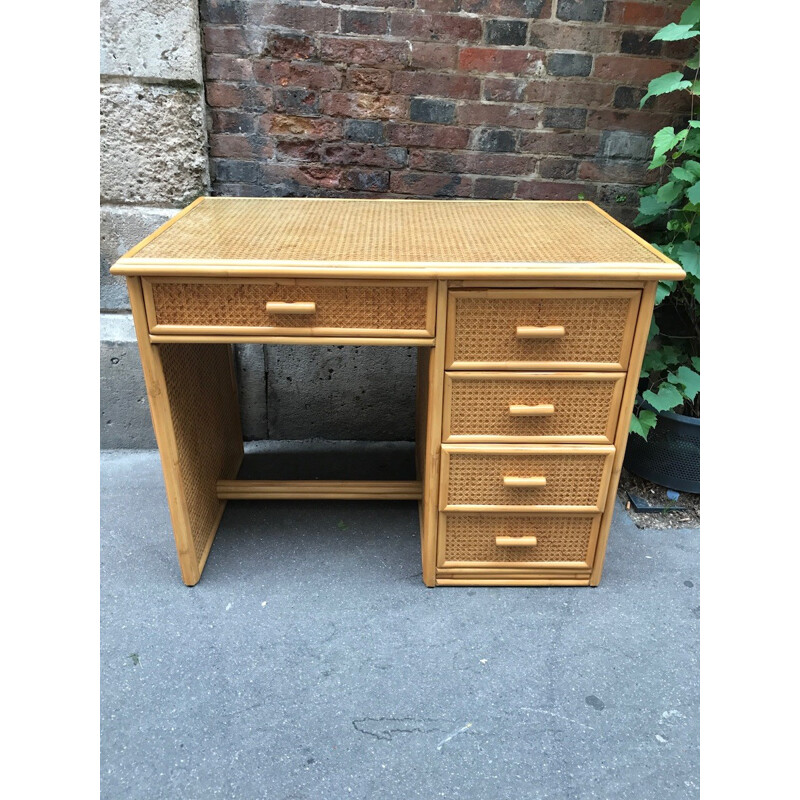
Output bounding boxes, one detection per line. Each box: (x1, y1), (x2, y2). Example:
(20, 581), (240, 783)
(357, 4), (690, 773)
(660, 346), (684, 367)
(688, 119), (700, 128)
(670, 166), (697, 184)
(686, 181), (700, 204)
(643, 350), (668, 373)
(640, 72), (692, 108)
(649, 317), (660, 338)
(656, 281), (675, 304)
(686, 54), (700, 70)
(652, 23), (700, 41)
(656, 181), (685, 206)
(668, 366), (700, 401)
(675, 239), (700, 277)
(684, 159), (700, 177)
(630, 410), (658, 440)
(643, 384), (684, 413)
(680, 0), (700, 26)
(634, 194), (670, 225)
(691, 79), (700, 95)
(649, 126), (688, 167)
(691, 356), (700, 371)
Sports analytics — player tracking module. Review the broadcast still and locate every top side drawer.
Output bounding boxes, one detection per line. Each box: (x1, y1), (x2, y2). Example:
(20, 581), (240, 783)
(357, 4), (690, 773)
(142, 279), (436, 338)
(446, 289), (641, 371)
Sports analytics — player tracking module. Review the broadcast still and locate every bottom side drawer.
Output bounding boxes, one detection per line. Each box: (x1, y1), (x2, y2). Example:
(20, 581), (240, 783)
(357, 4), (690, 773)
(437, 512), (601, 570)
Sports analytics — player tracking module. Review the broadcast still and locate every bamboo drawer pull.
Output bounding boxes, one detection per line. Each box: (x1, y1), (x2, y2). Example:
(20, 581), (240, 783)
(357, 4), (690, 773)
(515, 325), (566, 339)
(495, 536), (538, 547)
(508, 404), (556, 416)
(266, 301), (316, 315)
(503, 476), (547, 487)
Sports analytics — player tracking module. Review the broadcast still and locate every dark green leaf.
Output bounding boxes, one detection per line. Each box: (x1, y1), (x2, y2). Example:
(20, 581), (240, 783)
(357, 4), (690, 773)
(675, 239), (699, 277)
(688, 119), (700, 128)
(686, 54), (700, 70)
(668, 366), (700, 401)
(652, 23), (700, 41)
(691, 79), (700, 95)
(680, 0), (700, 26)
(684, 160), (700, 177)
(656, 281), (675, 304)
(686, 181), (700, 204)
(691, 356), (700, 371)
(657, 181), (685, 206)
(670, 166), (697, 184)
(642, 350), (668, 373)
(630, 410), (658, 440)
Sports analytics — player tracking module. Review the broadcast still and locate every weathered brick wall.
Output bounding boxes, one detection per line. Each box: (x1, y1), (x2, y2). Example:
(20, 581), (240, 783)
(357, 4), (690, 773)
(201, 0), (692, 223)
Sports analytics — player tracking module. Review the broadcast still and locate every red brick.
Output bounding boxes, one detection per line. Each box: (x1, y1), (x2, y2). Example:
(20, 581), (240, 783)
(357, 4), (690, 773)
(416, 0), (460, 10)
(483, 78), (527, 103)
(461, 0), (552, 17)
(605, 2), (684, 26)
(457, 102), (541, 129)
(409, 150), (536, 176)
(318, 37), (411, 68)
(321, 92), (410, 120)
(319, 142), (408, 168)
(265, 4), (339, 32)
(342, 10), (389, 35)
(203, 25), (250, 55)
(270, 62), (343, 90)
(525, 80), (614, 107)
(516, 180), (597, 200)
(322, 0), (413, 6)
(390, 11), (483, 42)
(384, 123), (471, 149)
(205, 82), (247, 108)
(261, 114), (343, 139)
(410, 42), (459, 70)
(266, 32), (317, 60)
(297, 165), (343, 189)
(594, 55), (682, 84)
(205, 54), (253, 81)
(275, 139), (321, 161)
(577, 160), (657, 184)
(209, 134), (256, 159)
(345, 68), (393, 93)
(587, 109), (674, 134)
(390, 172), (473, 197)
(342, 169), (390, 192)
(391, 71), (480, 100)
(538, 157), (578, 180)
(528, 21), (620, 53)
(518, 131), (601, 157)
(459, 47), (544, 75)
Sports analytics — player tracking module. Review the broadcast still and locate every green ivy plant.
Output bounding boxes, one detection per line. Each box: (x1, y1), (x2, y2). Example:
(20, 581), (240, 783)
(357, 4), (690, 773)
(630, 0), (700, 440)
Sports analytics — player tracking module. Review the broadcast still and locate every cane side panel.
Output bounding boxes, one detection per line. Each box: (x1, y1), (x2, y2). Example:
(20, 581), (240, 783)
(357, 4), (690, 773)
(447, 290), (640, 370)
(444, 372), (624, 443)
(158, 343), (243, 561)
(442, 449), (612, 511)
(440, 514), (600, 567)
(145, 280), (433, 336)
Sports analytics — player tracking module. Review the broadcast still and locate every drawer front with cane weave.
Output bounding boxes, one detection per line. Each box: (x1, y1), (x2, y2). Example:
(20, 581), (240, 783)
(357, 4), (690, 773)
(438, 513), (601, 570)
(142, 279), (436, 338)
(443, 372), (625, 444)
(446, 289), (641, 370)
(440, 445), (615, 513)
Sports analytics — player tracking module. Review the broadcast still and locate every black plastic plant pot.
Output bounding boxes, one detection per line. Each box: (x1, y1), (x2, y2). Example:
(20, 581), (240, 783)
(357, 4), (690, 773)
(624, 407), (700, 493)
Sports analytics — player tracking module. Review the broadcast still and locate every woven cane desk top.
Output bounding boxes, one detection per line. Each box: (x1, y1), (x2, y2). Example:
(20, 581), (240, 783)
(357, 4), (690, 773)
(111, 197), (684, 280)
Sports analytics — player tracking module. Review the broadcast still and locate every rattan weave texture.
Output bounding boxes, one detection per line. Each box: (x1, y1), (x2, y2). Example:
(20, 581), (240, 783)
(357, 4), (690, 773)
(446, 375), (622, 441)
(133, 198), (664, 265)
(445, 451), (608, 508)
(159, 343), (242, 559)
(443, 514), (596, 564)
(451, 292), (636, 366)
(149, 281), (430, 331)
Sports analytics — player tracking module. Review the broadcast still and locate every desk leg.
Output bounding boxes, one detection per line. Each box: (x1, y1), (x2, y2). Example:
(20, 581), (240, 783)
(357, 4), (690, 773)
(128, 277), (244, 585)
(418, 281), (448, 587)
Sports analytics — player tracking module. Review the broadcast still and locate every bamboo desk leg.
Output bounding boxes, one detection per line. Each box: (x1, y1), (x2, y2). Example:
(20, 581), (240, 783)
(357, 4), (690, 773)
(127, 277), (244, 585)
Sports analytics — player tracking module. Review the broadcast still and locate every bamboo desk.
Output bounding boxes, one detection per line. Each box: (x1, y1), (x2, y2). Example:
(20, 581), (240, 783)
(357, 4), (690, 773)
(111, 198), (684, 587)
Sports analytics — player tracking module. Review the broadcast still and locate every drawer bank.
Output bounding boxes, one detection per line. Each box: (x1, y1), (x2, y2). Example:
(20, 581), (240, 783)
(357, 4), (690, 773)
(110, 198), (684, 587)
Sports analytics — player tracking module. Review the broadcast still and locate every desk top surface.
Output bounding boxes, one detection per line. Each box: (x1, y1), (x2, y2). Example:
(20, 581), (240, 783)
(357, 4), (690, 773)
(112, 197), (684, 281)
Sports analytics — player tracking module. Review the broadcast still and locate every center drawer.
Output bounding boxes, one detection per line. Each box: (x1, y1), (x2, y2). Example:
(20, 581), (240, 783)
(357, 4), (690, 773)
(440, 445), (615, 513)
(446, 289), (640, 370)
(142, 279), (436, 338)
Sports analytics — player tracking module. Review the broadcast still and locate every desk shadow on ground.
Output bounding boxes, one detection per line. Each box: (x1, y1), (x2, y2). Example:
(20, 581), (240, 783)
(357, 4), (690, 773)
(204, 441), (424, 586)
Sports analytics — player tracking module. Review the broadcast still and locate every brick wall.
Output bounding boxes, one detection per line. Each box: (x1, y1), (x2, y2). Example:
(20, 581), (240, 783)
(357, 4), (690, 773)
(201, 0), (692, 223)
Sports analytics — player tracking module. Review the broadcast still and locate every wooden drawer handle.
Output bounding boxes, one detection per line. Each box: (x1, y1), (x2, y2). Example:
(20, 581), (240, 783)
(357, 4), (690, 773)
(509, 404), (555, 416)
(266, 301), (316, 315)
(496, 536), (538, 547)
(503, 476), (547, 487)
(516, 325), (565, 339)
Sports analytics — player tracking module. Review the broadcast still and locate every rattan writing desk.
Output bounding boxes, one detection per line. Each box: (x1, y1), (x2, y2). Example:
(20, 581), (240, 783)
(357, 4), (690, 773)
(111, 197), (684, 587)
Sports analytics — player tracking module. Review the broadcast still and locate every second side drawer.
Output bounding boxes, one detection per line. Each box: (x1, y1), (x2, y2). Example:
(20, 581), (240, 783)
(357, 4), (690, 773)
(446, 289), (641, 370)
(142, 279), (436, 337)
(440, 445), (615, 513)
(443, 371), (626, 444)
